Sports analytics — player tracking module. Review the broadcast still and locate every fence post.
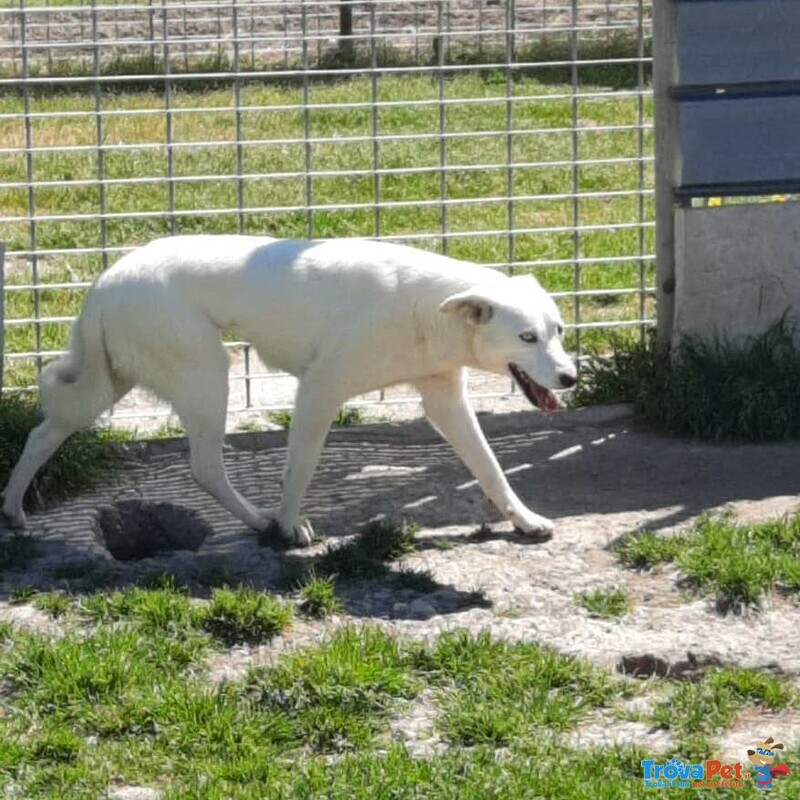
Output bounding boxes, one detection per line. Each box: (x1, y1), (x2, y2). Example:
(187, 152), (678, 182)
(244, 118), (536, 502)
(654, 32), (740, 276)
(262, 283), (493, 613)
(339, 0), (354, 60)
(653, 0), (680, 349)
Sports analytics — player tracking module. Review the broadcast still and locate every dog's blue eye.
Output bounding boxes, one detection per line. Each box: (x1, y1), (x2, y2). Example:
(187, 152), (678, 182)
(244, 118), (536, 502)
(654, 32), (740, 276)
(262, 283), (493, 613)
(519, 332), (538, 344)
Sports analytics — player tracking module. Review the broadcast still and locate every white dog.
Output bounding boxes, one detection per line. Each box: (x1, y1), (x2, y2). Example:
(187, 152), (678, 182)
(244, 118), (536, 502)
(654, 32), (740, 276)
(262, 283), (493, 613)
(2, 236), (577, 546)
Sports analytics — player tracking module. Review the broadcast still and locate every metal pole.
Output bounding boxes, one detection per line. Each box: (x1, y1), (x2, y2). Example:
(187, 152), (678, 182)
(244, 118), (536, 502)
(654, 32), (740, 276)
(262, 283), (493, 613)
(653, 0), (681, 349)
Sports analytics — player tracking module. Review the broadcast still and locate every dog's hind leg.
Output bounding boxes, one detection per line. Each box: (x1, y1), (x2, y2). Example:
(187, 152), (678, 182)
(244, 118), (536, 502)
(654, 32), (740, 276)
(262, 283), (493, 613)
(1, 383), (130, 529)
(2, 419), (79, 527)
(415, 369), (554, 539)
(168, 358), (272, 533)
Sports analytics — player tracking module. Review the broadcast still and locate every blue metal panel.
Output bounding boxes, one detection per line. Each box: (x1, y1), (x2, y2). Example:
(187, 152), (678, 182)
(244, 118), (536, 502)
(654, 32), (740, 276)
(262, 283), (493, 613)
(677, 0), (800, 85)
(679, 94), (800, 188)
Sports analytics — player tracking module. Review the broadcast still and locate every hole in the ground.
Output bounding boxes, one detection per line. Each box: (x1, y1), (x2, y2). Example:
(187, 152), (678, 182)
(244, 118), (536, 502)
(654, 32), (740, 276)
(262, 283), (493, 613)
(96, 500), (212, 562)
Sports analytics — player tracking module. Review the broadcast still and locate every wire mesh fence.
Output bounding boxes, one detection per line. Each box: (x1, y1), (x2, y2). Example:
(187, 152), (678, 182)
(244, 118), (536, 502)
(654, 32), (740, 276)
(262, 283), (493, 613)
(0, 0), (654, 429)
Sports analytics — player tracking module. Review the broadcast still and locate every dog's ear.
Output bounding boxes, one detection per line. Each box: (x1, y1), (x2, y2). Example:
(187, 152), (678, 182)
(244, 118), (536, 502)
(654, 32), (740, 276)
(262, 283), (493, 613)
(439, 290), (494, 326)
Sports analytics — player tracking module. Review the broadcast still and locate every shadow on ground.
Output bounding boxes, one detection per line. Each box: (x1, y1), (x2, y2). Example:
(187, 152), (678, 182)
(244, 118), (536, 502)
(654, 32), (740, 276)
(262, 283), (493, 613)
(2, 403), (800, 617)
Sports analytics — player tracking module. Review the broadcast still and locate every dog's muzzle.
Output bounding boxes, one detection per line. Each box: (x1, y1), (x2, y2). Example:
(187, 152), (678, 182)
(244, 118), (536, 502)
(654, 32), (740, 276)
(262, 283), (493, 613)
(508, 363), (561, 412)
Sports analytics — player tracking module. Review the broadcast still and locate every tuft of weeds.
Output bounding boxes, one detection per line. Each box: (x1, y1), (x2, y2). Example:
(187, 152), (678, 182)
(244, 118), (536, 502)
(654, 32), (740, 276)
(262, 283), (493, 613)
(615, 530), (684, 571)
(267, 410), (294, 430)
(651, 666), (795, 757)
(392, 566), (440, 594)
(317, 519), (419, 580)
(246, 626), (418, 753)
(79, 584), (197, 634)
(10, 585), (37, 604)
(576, 586), (632, 618)
(411, 630), (620, 747)
(617, 514), (800, 613)
(574, 319), (800, 442)
(32, 592), (71, 619)
(333, 407), (365, 427)
(199, 587), (293, 645)
(297, 572), (342, 618)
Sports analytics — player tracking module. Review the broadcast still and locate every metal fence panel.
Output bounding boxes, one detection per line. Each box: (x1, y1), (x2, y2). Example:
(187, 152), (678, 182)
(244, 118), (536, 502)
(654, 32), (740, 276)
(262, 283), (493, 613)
(0, 0), (654, 428)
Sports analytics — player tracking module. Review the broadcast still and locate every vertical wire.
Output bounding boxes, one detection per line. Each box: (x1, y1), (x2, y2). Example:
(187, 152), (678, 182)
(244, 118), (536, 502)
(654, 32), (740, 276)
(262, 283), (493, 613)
(437, 0), (447, 255)
(504, 0), (515, 276)
(636, 0), (647, 343)
(20, 0), (42, 376)
(91, 0), (108, 273)
(232, 0), (245, 234)
(370, 1), (381, 240)
(162, 0), (176, 237)
(570, 0), (581, 357)
(232, 0), (251, 411)
(301, 0), (313, 239)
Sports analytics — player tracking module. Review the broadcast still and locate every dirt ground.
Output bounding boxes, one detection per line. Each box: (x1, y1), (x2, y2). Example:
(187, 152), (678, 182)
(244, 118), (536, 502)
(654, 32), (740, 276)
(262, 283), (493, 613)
(3, 403), (800, 759)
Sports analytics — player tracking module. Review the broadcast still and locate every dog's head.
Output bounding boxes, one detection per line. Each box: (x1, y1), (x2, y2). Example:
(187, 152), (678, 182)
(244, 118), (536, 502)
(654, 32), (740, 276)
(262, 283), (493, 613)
(747, 738), (784, 767)
(440, 275), (577, 412)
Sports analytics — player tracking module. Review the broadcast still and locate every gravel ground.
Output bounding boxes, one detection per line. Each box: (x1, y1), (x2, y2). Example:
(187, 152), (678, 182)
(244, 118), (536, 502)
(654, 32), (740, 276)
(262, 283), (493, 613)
(3, 403), (800, 759)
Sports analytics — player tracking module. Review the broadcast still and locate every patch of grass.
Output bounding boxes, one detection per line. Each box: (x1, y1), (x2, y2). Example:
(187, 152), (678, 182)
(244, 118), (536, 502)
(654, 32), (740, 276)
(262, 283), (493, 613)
(615, 530), (684, 571)
(576, 586), (632, 618)
(333, 407), (366, 427)
(0, 396), (131, 509)
(198, 564), (239, 589)
(267, 410), (293, 430)
(412, 630), (620, 747)
(392, 565), (440, 594)
(149, 422), (185, 440)
(0, 533), (38, 573)
(297, 572), (342, 618)
(199, 587), (293, 645)
(652, 667), (795, 757)
(317, 519), (418, 580)
(32, 592), (71, 619)
(79, 583), (198, 634)
(246, 626), (418, 753)
(9, 584), (37, 604)
(617, 514), (800, 613)
(575, 319), (800, 442)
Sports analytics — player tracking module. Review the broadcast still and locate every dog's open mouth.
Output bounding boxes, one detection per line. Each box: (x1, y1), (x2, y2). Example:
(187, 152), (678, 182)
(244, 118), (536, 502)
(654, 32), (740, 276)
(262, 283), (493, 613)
(509, 363), (560, 412)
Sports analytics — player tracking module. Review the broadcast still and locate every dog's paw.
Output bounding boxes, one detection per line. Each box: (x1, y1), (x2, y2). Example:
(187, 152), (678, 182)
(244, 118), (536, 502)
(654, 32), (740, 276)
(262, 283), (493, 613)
(1, 499), (27, 530)
(508, 508), (554, 542)
(256, 512), (315, 548)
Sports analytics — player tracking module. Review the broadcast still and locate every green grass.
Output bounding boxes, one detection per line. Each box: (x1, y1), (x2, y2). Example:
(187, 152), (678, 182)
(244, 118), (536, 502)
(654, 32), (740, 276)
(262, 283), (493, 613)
(199, 586), (294, 645)
(317, 518), (419, 580)
(297, 571), (343, 618)
(651, 667), (796, 758)
(3, 595), (794, 799)
(1, 72), (655, 390)
(0, 608), (638, 800)
(616, 514), (800, 613)
(576, 586), (632, 619)
(412, 630), (621, 747)
(575, 319), (800, 441)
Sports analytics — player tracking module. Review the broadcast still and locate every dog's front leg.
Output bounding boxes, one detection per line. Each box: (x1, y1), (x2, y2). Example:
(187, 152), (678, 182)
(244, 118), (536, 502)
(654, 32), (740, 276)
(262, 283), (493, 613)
(415, 370), (554, 539)
(273, 380), (342, 547)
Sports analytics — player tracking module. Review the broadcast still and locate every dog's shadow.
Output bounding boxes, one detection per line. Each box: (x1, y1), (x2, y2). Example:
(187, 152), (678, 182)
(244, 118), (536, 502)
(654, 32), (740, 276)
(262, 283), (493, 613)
(3, 405), (800, 617)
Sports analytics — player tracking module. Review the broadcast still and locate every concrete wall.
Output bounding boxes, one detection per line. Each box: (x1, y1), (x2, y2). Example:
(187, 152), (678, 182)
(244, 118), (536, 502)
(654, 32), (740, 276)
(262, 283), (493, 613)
(673, 201), (800, 346)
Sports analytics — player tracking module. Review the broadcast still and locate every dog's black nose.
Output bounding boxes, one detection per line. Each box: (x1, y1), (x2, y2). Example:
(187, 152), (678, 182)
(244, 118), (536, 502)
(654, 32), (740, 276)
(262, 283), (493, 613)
(559, 373), (577, 388)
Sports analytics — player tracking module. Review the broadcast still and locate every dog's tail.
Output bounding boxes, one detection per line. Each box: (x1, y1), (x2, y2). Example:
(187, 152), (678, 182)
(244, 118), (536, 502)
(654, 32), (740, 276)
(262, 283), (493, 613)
(40, 291), (117, 425)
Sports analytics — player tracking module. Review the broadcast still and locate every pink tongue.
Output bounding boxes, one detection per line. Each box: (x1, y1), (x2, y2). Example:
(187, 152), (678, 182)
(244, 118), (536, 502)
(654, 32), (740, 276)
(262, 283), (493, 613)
(533, 384), (560, 413)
